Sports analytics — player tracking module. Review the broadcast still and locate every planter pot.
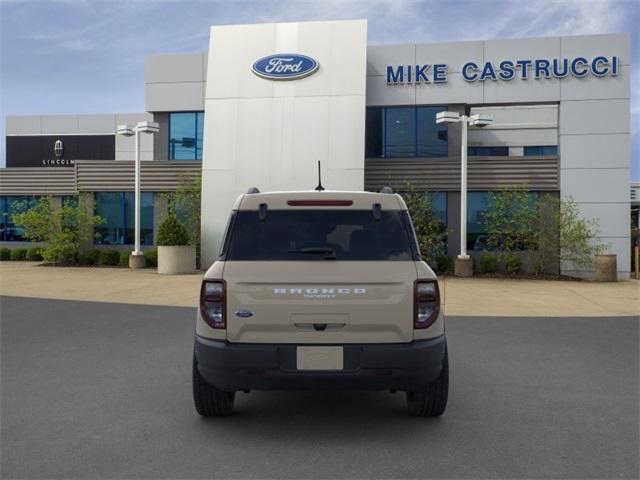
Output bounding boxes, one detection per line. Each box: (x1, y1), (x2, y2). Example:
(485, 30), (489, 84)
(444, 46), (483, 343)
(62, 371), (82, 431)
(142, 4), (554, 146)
(158, 246), (196, 274)
(594, 254), (617, 282)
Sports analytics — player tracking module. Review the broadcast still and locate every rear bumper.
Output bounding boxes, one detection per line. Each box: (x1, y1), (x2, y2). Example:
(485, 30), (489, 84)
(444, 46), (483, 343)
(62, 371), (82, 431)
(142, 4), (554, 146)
(194, 335), (446, 392)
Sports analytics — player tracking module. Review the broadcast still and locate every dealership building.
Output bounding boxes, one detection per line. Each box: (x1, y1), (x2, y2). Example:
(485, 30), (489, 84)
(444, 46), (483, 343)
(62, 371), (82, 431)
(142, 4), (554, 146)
(0, 20), (632, 277)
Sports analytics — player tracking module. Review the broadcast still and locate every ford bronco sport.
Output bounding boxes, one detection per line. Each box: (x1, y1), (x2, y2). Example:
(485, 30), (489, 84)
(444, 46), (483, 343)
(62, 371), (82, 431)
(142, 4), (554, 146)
(193, 189), (448, 417)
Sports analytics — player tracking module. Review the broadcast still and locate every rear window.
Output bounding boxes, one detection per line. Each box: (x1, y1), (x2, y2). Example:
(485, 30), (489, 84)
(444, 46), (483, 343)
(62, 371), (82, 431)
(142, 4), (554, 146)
(224, 210), (416, 261)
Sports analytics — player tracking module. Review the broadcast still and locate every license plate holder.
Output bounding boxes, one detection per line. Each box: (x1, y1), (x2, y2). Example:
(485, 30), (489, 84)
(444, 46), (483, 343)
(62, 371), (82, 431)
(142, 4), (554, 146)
(296, 346), (344, 371)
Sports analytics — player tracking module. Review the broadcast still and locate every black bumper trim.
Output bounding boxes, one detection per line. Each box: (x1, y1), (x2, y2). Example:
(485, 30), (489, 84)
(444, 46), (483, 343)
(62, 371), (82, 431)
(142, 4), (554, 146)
(194, 335), (446, 392)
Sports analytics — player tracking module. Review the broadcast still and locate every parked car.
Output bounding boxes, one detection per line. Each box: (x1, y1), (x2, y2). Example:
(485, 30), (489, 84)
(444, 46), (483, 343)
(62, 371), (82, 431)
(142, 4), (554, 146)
(193, 188), (448, 417)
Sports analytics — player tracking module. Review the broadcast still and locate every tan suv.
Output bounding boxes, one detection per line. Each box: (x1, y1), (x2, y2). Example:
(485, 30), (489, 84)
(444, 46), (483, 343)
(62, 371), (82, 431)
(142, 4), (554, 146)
(193, 189), (448, 417)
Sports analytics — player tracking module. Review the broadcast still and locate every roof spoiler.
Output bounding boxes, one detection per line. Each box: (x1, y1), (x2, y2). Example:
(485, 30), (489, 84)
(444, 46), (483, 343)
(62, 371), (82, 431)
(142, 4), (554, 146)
(247, 187), (260, 194)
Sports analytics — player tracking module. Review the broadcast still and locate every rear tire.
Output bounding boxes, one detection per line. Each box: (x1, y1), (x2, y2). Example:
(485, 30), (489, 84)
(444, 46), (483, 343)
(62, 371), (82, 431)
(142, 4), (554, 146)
(406, 347), (449, 417)
(192, 354), (235, 417)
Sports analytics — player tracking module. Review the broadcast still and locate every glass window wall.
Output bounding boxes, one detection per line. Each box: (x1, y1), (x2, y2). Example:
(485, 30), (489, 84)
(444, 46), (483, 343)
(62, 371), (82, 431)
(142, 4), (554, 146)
(0, 196), (38, 241)
(169, 112), (204, 160)
(523, 146), (558, 156)
(365, 106), (448, 159)
(95, 192), (154, 245)
(468, 146), (509, 156)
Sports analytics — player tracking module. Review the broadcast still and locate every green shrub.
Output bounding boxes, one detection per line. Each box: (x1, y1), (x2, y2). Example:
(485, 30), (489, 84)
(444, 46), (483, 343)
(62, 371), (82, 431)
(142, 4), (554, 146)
(119, 250), (131, 267)
(157, 214), (190, 246)
(11, 195), (102, 265)
(505, 253), (523, 274)
(98, 250), (120, 266)
(44, 243), (78, 265)
(79, 249), (101, 266)
(435, 253), (452, 274)
(0, 248), (10, 261)
(10, 248), (27, 261)
(479, 252), (500, 273)
(144, 249), (158, 268)
(26, 247), (43, 261)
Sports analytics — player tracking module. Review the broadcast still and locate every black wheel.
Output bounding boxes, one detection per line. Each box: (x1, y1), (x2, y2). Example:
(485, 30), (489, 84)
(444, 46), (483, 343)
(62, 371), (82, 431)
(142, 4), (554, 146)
(192, 354), (235, 417)
(406, 347), (449, 417)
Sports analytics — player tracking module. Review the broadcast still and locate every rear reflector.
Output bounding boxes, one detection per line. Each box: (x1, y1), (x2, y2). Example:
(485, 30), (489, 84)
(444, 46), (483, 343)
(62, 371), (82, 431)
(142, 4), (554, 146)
(287, 200), (353, 207)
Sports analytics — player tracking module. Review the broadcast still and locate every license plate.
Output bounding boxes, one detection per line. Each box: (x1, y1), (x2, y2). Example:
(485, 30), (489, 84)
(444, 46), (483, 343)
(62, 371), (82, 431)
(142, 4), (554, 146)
(296, 346), (344, 370)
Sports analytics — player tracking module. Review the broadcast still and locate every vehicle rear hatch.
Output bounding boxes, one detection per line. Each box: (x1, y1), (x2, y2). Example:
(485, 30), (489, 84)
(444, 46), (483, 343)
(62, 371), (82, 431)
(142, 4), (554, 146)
(220, 199), (419, 344)
(224, 261), (417, 343)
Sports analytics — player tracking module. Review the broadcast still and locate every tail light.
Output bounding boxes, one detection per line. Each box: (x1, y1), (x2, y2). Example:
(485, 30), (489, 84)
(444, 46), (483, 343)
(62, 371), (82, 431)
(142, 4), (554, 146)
(414, 279), (440, 329)
(200, 280), (226, 329)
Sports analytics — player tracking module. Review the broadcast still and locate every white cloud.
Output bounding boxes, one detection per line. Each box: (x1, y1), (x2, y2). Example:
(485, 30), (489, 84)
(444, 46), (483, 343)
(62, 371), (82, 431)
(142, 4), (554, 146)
(432, 0), (631, 41)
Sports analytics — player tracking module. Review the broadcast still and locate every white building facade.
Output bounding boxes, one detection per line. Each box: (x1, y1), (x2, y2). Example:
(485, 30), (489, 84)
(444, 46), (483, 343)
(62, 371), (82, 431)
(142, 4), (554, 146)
(2, 20), (632, 278)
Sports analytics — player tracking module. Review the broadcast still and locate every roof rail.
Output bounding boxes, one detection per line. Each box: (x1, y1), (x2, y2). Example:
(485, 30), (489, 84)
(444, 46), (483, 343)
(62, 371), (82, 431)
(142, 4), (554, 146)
(247, 187), (260, 194)
(380, 186), (394, 194)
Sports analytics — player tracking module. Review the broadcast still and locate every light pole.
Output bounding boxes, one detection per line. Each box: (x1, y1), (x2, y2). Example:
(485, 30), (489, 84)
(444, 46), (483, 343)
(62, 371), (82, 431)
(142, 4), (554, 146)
(436, 111), (493, 276)
(116, 121), (159, 269)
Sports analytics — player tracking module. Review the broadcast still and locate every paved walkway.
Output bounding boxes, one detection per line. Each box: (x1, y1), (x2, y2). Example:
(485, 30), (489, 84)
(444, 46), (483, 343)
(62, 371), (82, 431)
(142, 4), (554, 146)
(0, 262), (638, 317)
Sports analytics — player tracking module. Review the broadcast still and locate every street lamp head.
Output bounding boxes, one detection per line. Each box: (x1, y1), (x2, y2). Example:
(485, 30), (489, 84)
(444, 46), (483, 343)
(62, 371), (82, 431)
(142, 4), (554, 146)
(436, 111), (461, 124)
(136, 121), (160, 134)
(116, 124), (134, 137)
(469, 114), (493, 128)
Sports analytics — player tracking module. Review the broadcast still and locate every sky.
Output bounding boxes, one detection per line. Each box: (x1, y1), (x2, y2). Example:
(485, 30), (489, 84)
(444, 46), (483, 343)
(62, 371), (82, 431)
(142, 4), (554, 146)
(1, 0), (638, 178)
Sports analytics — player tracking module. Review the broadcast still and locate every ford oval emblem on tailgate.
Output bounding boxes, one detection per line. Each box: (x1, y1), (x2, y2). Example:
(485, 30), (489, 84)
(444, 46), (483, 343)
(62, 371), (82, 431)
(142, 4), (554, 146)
(235, 310), (254, 318)
(251, 53), (319, 80)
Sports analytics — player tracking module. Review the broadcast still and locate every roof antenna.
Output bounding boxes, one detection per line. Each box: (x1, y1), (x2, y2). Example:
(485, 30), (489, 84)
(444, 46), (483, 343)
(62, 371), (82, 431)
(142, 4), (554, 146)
(315, 160), (325, 191)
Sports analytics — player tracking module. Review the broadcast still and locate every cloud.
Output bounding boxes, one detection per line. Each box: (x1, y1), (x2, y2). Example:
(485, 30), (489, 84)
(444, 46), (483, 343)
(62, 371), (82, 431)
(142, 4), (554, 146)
(495, 0), (626, 37)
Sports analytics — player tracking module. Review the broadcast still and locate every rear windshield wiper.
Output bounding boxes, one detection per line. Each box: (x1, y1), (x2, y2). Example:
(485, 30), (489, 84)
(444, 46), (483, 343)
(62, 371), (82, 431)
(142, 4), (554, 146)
(287, 247), (337, 259)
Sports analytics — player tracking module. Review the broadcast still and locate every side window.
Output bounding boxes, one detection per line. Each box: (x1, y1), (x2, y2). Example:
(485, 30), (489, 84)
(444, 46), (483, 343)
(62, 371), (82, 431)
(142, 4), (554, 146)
(218, 211), (237, 258)
(402, 211), (421, 260)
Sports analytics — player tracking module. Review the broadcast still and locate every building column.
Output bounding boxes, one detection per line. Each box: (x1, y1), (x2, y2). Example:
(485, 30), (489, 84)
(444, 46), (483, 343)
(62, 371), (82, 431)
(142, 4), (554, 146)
(153, 193), (169, 246)
(447, 191), (461, 259)
(152, 113), (169, 160)
(78, 192), (94, 252)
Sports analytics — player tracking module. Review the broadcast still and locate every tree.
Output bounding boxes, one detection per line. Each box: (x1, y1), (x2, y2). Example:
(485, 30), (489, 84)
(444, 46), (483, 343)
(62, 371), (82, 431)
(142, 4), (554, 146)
(531, 194), (560, 275)
(555, 197), (605, 271)
(480, 187), (536, 252)
(479, 189), (605, 276)
(400, 184), (448, 266)
(531, 195), (606, 274)
(165, 173), (201, 246)
(11, 196), (103, 265)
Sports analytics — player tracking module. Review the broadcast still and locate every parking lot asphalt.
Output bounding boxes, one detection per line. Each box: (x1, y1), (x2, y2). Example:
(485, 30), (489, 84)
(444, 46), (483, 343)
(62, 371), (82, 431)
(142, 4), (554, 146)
(1, 296), (638, 479)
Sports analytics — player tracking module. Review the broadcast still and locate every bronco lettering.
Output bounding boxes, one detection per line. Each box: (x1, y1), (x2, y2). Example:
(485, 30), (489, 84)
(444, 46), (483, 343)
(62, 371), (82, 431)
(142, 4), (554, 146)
(273, 287), (367, 295)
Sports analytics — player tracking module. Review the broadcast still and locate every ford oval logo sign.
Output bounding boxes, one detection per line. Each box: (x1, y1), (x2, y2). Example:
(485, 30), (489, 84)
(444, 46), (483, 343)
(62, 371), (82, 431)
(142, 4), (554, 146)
(235, 310), (254, 318)
(252, 54), (319, 81)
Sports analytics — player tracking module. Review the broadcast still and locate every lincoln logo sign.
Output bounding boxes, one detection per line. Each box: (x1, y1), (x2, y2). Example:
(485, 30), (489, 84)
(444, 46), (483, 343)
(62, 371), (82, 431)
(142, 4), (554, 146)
(386, 55), (620, 84)
(44, 138), (74, 166)
(54, 139), (64, 158)
(252, 54), (319, 80)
